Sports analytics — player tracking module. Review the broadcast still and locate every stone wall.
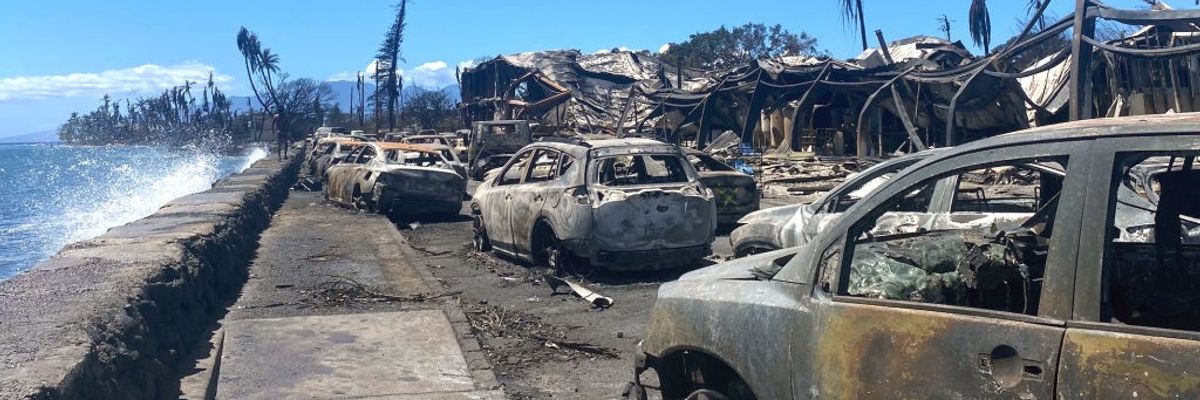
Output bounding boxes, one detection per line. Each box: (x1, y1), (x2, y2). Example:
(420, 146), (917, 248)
(0, 155), (302, 399)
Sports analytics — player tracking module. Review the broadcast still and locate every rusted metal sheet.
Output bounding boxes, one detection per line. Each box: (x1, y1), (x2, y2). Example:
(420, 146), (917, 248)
(1058, 327), (1200, 399)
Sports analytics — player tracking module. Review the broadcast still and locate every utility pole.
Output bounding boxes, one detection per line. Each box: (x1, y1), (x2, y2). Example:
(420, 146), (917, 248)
(1068, 0), (1096, 121)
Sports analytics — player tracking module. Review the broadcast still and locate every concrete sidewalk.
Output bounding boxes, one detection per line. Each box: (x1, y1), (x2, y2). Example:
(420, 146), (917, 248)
(181, 191), (502, 399)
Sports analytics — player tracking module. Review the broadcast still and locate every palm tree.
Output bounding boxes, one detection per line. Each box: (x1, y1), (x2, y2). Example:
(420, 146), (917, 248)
(969, 0), (992, 55)
(937, 15), (953, 41)
(235, 27), (271, 113)
(377, 0), (408, 131)
(838, 0), (869, 51)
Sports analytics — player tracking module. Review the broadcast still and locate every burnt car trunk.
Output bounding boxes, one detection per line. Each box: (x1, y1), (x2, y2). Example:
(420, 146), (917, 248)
(376, 168), (465, 215)
(590, 185), (715, 269)
(698, 171), (760, 224)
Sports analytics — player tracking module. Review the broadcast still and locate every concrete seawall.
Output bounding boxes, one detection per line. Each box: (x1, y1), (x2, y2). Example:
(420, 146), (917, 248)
(0, 155), (302, 399)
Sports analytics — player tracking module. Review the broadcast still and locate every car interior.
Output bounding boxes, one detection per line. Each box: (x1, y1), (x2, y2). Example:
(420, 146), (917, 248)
(841, 159), (1067, 316)
(1106, 155), (1200, 332)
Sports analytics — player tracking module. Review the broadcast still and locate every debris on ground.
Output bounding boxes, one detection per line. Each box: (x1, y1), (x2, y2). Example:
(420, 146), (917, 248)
(308, 275), (458, 305)
(293, 177), (321, 191)
(463, 303), (620, 364)
(544, 274), (614, 308)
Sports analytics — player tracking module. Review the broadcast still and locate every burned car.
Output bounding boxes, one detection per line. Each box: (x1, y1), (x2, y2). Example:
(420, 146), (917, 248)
(400, 133), (455, 148)
(630, 113), (1200, 399)
(324, 142), (465, 216)
(730, 149), (945, 257)
(467, 120), (533, 180)
(471, 137), (716, 271)
(308, 137), (365, 181)
(685, 149), (759, 224)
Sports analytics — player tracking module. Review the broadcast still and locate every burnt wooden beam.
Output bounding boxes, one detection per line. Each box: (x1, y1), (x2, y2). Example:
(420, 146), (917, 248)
(875, 30), (895, 65)
(1069, 0), (1097, 121)
(1087, 6), (1200, 25)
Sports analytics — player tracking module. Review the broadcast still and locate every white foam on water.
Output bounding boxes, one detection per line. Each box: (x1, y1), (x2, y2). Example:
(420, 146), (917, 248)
(0, 145), (268, 278)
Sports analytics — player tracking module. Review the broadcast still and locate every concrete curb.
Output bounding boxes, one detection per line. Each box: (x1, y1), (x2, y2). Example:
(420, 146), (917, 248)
(392, 227), (505, 395)
(0, 154), (302, 399)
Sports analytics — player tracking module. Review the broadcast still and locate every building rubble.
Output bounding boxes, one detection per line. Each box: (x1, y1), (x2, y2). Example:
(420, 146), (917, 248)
(458, 2), (1200, 198)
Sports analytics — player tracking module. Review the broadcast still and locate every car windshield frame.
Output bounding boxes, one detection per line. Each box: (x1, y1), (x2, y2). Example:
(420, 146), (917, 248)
(590, 152), (695, 188)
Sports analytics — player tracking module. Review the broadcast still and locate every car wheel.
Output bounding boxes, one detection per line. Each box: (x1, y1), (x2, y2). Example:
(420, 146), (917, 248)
(353, 187), (373, 213)
(370, 185), (385, 214)
(683, 389), (730, 400)
(683, 379), (755, 400)
(734, 243), (778, 258)
(472, 216), (492, 251)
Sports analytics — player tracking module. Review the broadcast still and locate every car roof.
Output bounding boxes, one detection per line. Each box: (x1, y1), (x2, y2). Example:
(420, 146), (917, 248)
(959, 113), (1200, 151)
(318, 136), (364, 144)
(373, 142), (443, 153)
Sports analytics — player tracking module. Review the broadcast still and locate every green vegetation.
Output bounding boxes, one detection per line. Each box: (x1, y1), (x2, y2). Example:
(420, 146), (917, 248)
(57, 73), (247, 146)
(661, 23), (822, 70)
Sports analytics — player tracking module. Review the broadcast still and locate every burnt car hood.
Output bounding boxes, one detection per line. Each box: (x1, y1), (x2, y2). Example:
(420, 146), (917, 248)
(697, 171), (755, 187)
(678, 247), (803, 282)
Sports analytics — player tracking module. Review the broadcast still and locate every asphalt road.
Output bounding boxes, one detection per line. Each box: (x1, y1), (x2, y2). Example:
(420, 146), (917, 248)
(391, 198), (740, 400)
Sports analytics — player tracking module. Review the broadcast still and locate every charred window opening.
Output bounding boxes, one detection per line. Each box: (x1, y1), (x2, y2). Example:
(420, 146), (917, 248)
(687, 154), (735, 173)
(498, 150), (534, 186)
(595, 154), (690, 186)
(385, 150), (452, 169)
(525, 149), (561, 183)
(840, 157), (1068, 316)
(1104, 153), (1200, 332)
(355, 146), (377, 164)
(952, 163), (1064, 213)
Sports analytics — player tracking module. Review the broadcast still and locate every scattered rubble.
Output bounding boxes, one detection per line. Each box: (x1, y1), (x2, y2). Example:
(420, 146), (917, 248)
(544, 275), (614, 309)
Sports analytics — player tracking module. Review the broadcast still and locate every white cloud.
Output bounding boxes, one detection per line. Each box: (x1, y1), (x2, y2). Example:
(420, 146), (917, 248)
(338, 59), (466, 89)
(0, 62), (232, 101)
(326, 71), (360, 82)
(593, 46), (633, 54)
(658, 43), (671, 54)
(404, 61), (457, 89)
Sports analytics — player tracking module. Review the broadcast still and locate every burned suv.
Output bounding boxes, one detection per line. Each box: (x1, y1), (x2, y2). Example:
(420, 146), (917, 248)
(630, 113), (1200, 399)
(471, 138), (716, 271)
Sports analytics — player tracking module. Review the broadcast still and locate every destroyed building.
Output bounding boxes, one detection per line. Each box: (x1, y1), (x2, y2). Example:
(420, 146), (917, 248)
(461, 2), (1200, 162)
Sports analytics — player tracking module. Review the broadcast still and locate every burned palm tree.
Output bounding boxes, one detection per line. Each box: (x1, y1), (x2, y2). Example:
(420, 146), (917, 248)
(376, 0), (408, 131)
(839, 0), (869, 51)
(938, 14), (954, 42)
(969, 0), (992, 54)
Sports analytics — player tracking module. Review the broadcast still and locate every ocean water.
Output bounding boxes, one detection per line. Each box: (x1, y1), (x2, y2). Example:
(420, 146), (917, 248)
(0, 143), (267, 279)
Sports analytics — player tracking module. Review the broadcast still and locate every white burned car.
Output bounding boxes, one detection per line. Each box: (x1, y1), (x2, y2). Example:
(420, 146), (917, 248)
(324, 142), (466, 216)
(471, 138), (716, 271)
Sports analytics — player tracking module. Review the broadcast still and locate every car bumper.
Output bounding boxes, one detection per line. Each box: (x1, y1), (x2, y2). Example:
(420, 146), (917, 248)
(716, 201), (760, 224)
(590, 245), (711, 271)
(376, 190), (461, 215)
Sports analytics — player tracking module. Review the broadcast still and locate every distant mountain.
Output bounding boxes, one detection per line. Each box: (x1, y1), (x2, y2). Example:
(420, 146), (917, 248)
(227, 82), (460, 114)
(0, 130), (59, 144)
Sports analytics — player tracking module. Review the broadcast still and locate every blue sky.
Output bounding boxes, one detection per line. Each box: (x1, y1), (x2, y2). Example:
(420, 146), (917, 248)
(0, 0), (1157, 136)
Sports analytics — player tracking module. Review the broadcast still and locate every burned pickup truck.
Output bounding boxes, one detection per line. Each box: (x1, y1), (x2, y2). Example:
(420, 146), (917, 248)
(324, 142), (465, 217)
(629, 113), (1200, 399)
(466, 120), (533, 180)
(471, 137), (716, 271)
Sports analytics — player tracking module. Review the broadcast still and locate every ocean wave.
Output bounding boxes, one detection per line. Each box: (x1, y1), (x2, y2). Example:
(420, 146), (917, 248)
(0, 145), (268, 279)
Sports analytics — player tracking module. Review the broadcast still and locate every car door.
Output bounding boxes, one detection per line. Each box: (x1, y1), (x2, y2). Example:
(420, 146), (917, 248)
(510, 148), (562, 255)
(326, 146), (360, 203)
(351, 145), (378, 197)
(1057, 137), (1200, 398)
(485, 148), (534, 252)
(799, 142), (1087, 399)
